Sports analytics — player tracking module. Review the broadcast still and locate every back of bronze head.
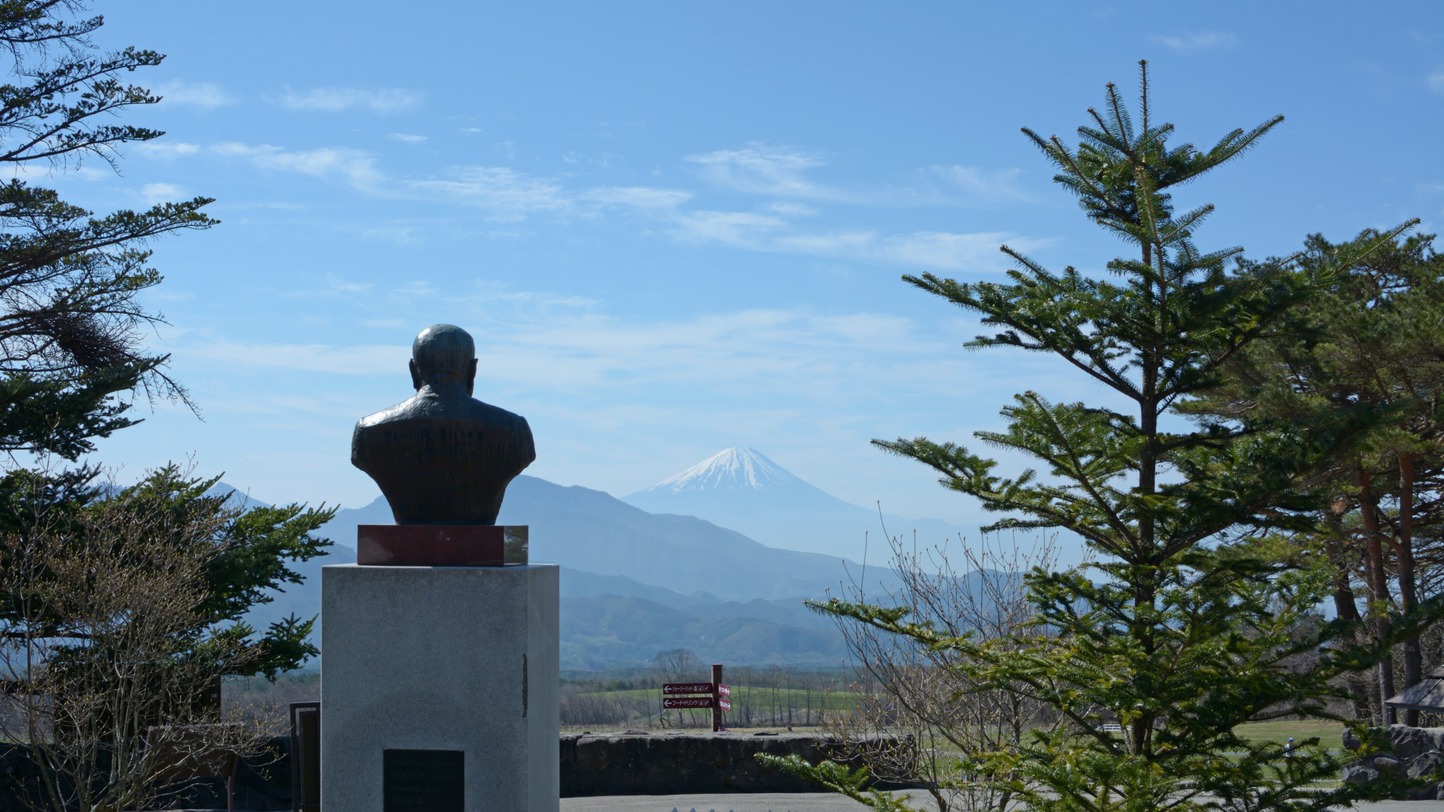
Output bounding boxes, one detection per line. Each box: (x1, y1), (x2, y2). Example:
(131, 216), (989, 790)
(409, 323), (477, 393)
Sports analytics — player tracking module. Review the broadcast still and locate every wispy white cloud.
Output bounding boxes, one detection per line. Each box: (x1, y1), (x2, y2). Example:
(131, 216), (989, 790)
(673, 210), (787, 247)
(211, 142), (383, 190)
(687, 142), (856, 202)
(405, 167), (569, 218)
(470, 286), (601, 312)
(668, 208), (1039, 273)
(181, 340), (403, 375)
(318, 274), (376, 296)
(778, 228), (1041, 272)
(397, 159), (1041, 272)
(563, 151), (613, 169)
(141, 182), (185, 205)
(583, 186), (692, 212)
(0, 162), (109, 182)
(135, 135), (1043, 272)
(1429, 70), (1444, 95)
(137, 139), (381, 191)
(765, 201), (818, 218)
(176, 307), (969, 404)
(867, 231), (1031, 271)
(154, 81), (237, 110)
(352, 224), (421, 244)
(455, 307), (992, 415)
(389, 133), (427, 144)
(133, 141), (202, 158)
(931, 165), (1030, 203)
(1150, 30), (1238, 52)
(278, 87), (423, 114)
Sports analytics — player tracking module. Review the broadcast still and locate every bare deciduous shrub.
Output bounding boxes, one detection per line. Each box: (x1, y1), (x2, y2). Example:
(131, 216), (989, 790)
(823, 531), (1063, 812)
(0, 477), (270, 812)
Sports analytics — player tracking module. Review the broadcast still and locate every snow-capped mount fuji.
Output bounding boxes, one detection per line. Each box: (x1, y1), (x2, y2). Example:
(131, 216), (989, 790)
(625, 447), (971, 561)
(643, 447), (805, 493)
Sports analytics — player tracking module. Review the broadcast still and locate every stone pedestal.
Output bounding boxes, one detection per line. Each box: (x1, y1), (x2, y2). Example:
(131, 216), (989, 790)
(321, 562), (559, 811)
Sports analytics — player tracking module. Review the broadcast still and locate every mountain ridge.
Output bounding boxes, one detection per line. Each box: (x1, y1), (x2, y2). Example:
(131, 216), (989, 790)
(624, 447), (973, 561)
(228, 451), (981, 669)
(236, 474), (901, 668)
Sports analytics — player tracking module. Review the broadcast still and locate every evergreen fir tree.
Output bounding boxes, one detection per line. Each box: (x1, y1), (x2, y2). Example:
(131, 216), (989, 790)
(807, 62), (1422, 810)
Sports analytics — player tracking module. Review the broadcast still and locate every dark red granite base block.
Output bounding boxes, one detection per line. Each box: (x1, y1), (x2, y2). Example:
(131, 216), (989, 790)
(356, 525), (528, 567)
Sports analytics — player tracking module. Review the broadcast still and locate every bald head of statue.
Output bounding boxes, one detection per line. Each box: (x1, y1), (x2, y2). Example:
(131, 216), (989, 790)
(409, 323), (477, 394)
(352, 324), (536, 525)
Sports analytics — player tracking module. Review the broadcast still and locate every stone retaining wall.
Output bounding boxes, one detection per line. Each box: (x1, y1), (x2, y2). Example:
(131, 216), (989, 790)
(1, 732), (879, 808)
(1343, 724), (1444, 800)
(561, 731), (859, 796)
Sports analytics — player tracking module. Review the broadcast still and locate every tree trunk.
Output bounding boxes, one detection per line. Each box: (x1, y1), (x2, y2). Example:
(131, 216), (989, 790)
(1356, 465), (1396, 724)
(1322, 497), (1364, 623)
(1322, 496), (1373, 720)
(1395, 452), (1423, 726)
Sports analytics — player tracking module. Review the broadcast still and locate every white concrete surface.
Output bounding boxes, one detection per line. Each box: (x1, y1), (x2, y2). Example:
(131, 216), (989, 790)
(321, 563), (560, 811)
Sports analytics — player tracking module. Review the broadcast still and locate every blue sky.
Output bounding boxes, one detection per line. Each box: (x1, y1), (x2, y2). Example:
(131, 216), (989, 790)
(41, 3), (1444, 545)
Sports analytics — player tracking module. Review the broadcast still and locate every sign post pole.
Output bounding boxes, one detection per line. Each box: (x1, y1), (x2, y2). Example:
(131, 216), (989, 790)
(710, 663), (723, 733)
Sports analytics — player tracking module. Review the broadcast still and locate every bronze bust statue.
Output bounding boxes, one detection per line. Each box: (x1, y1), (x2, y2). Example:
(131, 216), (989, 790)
(351, 324), (535, 525)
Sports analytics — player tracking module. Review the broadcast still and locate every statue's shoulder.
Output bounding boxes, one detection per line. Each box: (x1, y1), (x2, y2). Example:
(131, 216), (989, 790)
(466, 398), (530, 427)
(354, 397), (423, 430)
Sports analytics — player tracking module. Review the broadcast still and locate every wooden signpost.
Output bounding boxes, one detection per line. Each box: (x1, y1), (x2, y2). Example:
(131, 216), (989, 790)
(661, 663), (727, 732)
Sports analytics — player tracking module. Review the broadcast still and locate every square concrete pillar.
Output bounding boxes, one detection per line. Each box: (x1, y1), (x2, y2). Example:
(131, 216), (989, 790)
(321, 563), (559, 811)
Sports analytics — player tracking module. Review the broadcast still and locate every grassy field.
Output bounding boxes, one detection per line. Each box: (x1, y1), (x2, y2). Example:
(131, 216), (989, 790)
(1235, 719), (1346, 748)
(579, 685), (857, 709)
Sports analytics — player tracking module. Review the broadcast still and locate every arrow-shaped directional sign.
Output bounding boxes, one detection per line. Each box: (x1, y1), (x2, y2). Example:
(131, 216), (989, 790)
(662, 697), (715, 709)
(662, 682), (715, 695)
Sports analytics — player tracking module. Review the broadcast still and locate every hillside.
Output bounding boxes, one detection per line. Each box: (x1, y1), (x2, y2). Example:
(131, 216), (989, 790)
(243, 475), (900, 668)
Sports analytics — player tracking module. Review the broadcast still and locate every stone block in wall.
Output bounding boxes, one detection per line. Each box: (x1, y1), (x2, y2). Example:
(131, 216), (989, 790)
(558, 732), (904, 797)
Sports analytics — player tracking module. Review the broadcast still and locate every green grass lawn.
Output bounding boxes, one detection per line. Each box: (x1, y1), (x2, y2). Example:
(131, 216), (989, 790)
(1235, 719), (1345, 748)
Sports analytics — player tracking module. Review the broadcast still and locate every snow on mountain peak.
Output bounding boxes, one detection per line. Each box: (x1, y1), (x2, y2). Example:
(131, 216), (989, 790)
(646, 447), (803, 493)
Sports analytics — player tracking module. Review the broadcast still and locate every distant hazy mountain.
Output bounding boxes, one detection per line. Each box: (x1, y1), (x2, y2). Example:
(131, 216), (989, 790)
(624, 447), (972, 562)
(318, 475), (880, 602)
(267, 475), (896, 668)
(230, 468), (1033, 669)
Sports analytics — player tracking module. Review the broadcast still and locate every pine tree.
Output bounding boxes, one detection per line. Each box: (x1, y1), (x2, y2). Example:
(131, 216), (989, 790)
(0, 0), (332, 686)
(1190, 231), (1444, 727)
(808, 62), (1422, 810)
(0, 0), (215, 461)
